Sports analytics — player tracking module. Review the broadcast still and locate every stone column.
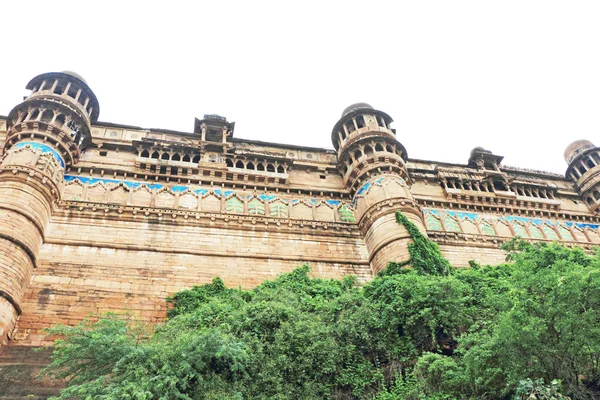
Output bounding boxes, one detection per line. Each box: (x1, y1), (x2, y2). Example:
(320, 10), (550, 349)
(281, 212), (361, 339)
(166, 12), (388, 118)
(0, 71), (99, 346)
(0, 142), (63, 345)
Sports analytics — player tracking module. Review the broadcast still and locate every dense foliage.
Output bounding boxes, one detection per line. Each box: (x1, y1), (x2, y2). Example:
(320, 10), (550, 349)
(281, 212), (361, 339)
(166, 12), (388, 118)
(385, 212), (453, 276)
(41, 212), (600, 399)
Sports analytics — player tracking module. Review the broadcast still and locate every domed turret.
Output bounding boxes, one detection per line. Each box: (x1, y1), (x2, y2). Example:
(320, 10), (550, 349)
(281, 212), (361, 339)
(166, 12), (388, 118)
(564, 140), (600, 211)
(6, 71), (101, 167)
(0, 71), (100, 346)
(332, 103), (407, 188)
(331, 103), (425, 274)
(564, 140), (595, 164)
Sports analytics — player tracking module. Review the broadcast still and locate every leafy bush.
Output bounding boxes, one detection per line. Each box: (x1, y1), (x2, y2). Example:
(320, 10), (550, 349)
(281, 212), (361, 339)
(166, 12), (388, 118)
(40, 212), (600, 399)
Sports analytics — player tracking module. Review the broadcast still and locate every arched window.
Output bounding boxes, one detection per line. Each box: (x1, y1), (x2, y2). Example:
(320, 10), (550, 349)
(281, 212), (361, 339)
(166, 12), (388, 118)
(30, 109), (40, 120)
(579, 165), (587, 175)
(54, 114), (66, 127)
(20, 111), (29, 122)
(235, 160), (244, 169)
(594, 190), (600, 201)
(277, 165), (285, 173)
(182, 154), (191, 162)
(267, 164), (275, 172)
(247, 162), (255, 170)
(356, 115), (366, 129)
(493, 180), (508, 191)
(257, 163), (265, 171)
(172, 153), (181, 161)
(375, 143), (384, 152)
(192, 155), (200, 163)
(586, 196), (594, 206)
(587, 158), (596, 169)
(346, 121), (355, 133)
(67, 85), (78, 99)
(151, 151), (160, 159)
(53, 81), (65, 95)
(226, 159), (234, 168)
(386, 145), (394, 153)
(161, 152), (170, 160)
(364, 145), (374, 157)
(40, 109), (54, 122)
(354, 150), (362, 160)
(141, 150), (150, 158)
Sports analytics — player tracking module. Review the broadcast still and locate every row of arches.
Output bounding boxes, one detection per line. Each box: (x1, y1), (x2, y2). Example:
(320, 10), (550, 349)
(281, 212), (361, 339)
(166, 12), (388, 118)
(225, 158), (287, 174)
(30, 78), (94, 118)
(16, 107), (70, 128)
(339, 140), (403, 176)
(139, 149), (201, 163)
(583, 185), (600, 207)
(511, 184), (556, 199)
(335, 113), (391, 149)
(12, 106), (85, 146)
(137, 150), (289, 175)
(441, 178), (557, 200)
(570, 150), (600, 180)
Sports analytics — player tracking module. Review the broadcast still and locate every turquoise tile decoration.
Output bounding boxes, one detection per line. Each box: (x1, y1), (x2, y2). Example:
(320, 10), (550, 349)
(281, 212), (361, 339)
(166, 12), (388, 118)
(15, 142), (65, 168)
(64, 175), (356, 221)
(423, 208), (599, 241)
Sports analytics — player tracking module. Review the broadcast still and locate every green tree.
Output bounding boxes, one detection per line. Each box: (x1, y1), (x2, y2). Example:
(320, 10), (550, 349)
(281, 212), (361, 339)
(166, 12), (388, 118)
(40, 215), (600, 399)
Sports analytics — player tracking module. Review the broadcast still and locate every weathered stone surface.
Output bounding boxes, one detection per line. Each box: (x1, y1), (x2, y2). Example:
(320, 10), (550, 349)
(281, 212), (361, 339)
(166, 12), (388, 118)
(0, 73), (598, 393)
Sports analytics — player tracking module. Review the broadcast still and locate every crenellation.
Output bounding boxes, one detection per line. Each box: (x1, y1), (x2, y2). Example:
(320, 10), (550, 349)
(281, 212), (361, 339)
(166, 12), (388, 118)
(0, 74), (598, 351)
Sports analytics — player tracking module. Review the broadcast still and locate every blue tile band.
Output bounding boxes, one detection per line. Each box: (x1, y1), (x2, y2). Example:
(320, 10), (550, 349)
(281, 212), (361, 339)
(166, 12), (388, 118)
(14, 142), (65, 168)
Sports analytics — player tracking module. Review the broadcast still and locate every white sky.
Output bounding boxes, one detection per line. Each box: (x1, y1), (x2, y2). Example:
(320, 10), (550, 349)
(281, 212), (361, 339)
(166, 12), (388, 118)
(1, 1), (599, 175)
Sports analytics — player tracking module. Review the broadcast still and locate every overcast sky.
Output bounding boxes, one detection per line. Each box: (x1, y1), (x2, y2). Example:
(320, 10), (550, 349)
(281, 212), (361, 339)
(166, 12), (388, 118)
(1, 1), (599, 174)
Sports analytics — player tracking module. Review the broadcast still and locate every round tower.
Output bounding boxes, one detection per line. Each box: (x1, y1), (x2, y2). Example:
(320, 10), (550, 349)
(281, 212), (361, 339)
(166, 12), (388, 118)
(564, 140), (600, 212)
(0, 71), (98, 345)
(332, 103), (426, 274)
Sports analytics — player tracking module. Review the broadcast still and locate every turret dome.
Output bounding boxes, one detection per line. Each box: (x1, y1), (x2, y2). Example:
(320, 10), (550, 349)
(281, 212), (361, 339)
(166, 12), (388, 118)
(564, 140), (595, 164)
(341, 103), (374, 118)
(60, 70), (87, 84)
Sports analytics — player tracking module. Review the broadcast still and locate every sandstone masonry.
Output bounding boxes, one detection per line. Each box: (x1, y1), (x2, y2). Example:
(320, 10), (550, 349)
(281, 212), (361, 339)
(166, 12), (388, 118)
(0, 72), (599, 350)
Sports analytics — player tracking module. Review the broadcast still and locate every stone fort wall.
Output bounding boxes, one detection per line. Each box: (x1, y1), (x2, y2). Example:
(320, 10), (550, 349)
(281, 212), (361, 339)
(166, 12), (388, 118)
(0, 74), (598, 350)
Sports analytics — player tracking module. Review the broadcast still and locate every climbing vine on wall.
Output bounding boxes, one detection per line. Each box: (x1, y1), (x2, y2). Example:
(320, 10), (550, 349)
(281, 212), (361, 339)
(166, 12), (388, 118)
(380, 211), (453, 277)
